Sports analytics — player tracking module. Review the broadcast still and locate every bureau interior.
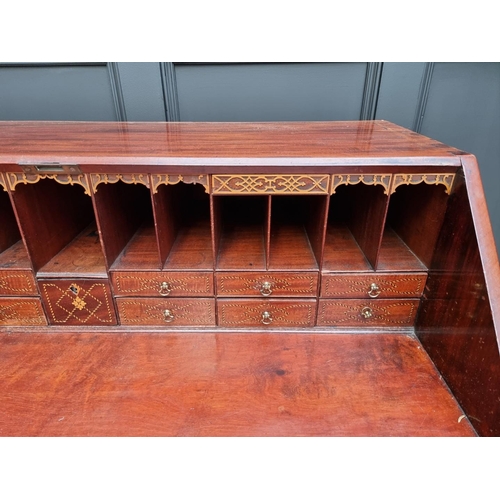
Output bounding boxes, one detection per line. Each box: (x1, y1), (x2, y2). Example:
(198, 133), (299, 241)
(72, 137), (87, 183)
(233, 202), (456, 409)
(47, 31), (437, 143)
(10, 179), (105, 277)
(381, 182), (450, 271)
(215, 195), (269, 270)
(268, 195), (323, 270)
(323, 183), (387, 272)
(154, 182), (213, 270)
(93, 181), (159, 271)
(0, 188), (29, 271)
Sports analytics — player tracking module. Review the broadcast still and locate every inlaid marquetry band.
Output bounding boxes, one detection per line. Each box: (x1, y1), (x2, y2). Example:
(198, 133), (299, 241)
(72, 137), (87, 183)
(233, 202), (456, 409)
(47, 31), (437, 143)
(219, 303), (314, 326)
(6, 172), (91, 196)
(0, 172), (7, 192)
(91, 173), (150, 193)
(331, 174), (392, 195)
(212, 175), (329, 195)
(0, 299), (47, 326)
(151, 174), (210, 194)
(390, 173), (456, 195)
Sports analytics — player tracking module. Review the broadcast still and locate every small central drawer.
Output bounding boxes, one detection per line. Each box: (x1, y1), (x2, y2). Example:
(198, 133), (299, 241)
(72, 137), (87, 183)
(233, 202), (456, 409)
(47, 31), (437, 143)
(321, 273), (427, 299)
(216, 272), (318, 297)
(111, 271), (214, 297)
(39, 279), (117, 326)
(0, 297), (47, 326)
(217, 299), (317, 327)
(116, 297), (216, 326)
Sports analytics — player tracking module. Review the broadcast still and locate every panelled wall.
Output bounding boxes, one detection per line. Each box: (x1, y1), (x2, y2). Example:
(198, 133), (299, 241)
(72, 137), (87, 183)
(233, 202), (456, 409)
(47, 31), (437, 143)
(0, 62), (498, 257)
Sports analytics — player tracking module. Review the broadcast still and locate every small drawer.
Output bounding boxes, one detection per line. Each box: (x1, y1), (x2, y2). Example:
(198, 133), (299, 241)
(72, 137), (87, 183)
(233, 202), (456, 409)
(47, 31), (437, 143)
(217, 299), (317, 327)
(116, 298), (216, 326)
(0, 297), (47, 326)
(39, 279), (117, 326)
(320, 273), (427, 299)
(111, 271), (214, 297)
(216, 272), (318, 297)
(317, 299), (419, 327)
(0, 270), (38, 296)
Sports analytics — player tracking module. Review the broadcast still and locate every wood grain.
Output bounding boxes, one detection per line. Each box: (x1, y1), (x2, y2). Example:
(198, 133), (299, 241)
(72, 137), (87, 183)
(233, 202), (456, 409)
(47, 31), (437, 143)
(0, 332), (475, 436)
(0, 121), (464, 167)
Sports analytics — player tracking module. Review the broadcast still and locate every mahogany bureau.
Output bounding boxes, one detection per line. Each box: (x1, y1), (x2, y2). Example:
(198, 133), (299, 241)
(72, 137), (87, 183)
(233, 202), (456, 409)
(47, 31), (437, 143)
(0, 120), (499, 435)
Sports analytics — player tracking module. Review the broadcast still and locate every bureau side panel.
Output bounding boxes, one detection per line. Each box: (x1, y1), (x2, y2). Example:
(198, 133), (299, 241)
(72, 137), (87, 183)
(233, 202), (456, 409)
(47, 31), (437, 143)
(416, 161), (500, 436)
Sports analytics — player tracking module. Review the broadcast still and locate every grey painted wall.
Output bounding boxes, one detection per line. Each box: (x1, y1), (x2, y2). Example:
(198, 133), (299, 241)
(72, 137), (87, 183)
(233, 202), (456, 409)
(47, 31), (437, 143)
(0, 62), (498, 257)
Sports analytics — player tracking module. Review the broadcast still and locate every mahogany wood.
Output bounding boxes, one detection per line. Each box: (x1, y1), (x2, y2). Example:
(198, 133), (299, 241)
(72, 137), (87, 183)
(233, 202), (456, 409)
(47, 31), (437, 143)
(387, 183), (449, 268)
(0, 332), (475, 436)
(37, 223), (107, 278)
(111, 271), (214, 298)
(417, 166), (500, 436)
(217, 299), (317, 328)
(317, 299), (419, 327)
(10, 179), (95, 273)
(0, 121), (498, 436)
(216, 272), (318, 297)
(0, 189), (21, 253)
(111, 225), (161, 271)
(320, 272), (427, 299)
(116, 298), (216, 326)
(39, 279), (117, 326)
(93, 182), (154, 270)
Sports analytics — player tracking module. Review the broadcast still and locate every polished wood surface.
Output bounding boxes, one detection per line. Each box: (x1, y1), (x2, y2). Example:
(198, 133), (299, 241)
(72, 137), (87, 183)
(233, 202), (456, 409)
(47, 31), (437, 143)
(417, 163), (500, 436)
(111, 225), (160, 271)
(0, 332), (475, 436)
(0, 121), (463, 167)
(0, 240), (32, 270)
(37, 223), (107, 278)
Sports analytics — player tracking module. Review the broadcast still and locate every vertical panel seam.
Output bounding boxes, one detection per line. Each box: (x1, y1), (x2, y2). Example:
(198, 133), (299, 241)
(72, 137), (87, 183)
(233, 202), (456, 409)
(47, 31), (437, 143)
(107, 62), (128, 122)
(160, 62), (181, 122)
(413, 62), (435, 133)
(360, 63), (384, 120)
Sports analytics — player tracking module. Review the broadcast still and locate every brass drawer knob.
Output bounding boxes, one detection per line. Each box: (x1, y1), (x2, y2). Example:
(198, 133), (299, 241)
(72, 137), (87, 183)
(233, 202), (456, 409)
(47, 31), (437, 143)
(163, 309), (174, 322)
(261, 311), (273, 324)
(159, 281), (172, 296)
(260, 281), (273, 296)
(361, 306), (373, 319)
(368, 283), (381, 298)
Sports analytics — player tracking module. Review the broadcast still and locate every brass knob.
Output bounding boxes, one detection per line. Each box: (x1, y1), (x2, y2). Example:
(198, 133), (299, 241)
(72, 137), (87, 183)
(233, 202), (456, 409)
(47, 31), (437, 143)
(261, 311), (273, 325)
(159, 281), (172, 296)
(361, 306), (373, 319)
(368, 283), (381, 298)
(163, 309), (174, 322)
(260, 281), (272, 296)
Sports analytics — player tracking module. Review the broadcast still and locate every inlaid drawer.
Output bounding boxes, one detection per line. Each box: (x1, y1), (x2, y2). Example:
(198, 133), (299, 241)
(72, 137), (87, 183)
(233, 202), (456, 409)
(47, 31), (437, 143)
(111, 271), (214, 297)
(217, 299), (317, 327)
(320, 273), (427, 299)
(116, 298), (216, 326)
(39, 279), (117, 326)
(0, 297), (47, 326)
(216, 272), (318, 297)
(0, 270), (38, 296)
(317, 299), (419, 327)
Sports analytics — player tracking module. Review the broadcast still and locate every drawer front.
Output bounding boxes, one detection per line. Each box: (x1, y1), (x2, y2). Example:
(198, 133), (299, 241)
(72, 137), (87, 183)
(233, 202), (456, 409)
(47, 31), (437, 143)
(317, 299), (419, 327)
(217, 299), (317, 327)
(0, 270), (38, 296)
(216, 272), (318, 297)
(321, 273), (427, 299)
(0, 297), (47, 326)
(111, 271), (214, 297)
(39, 279), (117, 326)
(116, 298), (216, 326)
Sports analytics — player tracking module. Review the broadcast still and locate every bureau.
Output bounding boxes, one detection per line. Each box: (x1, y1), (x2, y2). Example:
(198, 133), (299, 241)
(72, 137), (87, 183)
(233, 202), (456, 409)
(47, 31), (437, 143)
(0, 120), (499, 436)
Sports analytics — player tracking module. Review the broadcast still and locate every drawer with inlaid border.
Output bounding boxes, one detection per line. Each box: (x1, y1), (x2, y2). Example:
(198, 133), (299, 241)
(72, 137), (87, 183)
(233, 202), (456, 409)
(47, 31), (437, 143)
(39, 279), (117, 326)
(111, 271), (214, 298)
(320, 273), (427, 299)
(317, 299), (419, 327)
(0, 270), (38, 297)
(216, 272), (318, 298)
(217, 299), (317, 328)
(0, 297), (47, 326)
(116, 297), (216, 326)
